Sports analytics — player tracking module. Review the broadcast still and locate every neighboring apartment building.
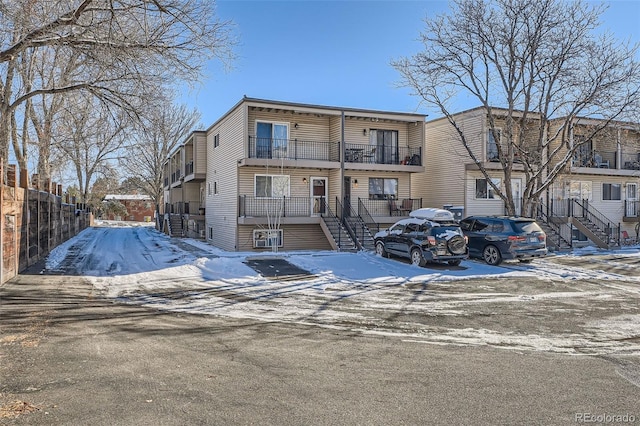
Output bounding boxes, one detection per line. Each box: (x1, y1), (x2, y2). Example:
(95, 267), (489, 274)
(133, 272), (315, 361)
(416, 107), (640, 249)
(199, 97), (426, 252)
(163, 130), (207, 238)
(103, 194), (154, 222)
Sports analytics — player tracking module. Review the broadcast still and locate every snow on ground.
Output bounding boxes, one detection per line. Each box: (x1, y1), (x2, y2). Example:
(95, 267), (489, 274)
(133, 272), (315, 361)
(45, 222), (640, 356)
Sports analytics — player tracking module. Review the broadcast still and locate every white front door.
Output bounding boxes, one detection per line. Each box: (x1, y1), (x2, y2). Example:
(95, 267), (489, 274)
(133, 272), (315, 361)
(310, 177), (328, 216)
(626, 183), (637, 217)
(511, 179), (522, 216)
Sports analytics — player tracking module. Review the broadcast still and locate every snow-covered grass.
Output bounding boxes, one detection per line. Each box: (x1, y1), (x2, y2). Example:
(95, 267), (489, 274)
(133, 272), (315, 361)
(44, 222), (640, 355)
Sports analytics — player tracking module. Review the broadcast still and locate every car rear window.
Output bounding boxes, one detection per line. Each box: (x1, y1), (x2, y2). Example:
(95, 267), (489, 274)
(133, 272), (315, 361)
(513, 221), (543, 233)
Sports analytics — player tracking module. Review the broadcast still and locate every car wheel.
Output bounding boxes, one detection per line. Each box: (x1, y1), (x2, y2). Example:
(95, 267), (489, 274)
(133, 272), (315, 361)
(375, 241), (388, 258)
(448, 259), (462, 266)
(410, 248), (426, 267)
(482, 245), (502, 266)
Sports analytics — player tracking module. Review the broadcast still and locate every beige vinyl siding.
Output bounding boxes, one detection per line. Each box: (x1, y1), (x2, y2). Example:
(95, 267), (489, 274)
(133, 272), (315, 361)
(464, 171), (505, 217)
(206, 104), (245, 251)
(184, 185), (200, 207)
(195, 133), (207, 174)
(237, 224), (332, 251)
(238, 167), (328, 198)
(248, 108), (333, 142)
(417, 110), (485, 209)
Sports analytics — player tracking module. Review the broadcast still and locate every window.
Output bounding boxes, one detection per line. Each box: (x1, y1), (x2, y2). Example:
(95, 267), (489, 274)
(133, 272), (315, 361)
(208, 227), (214, 240)
(368, 178), (398, 199)
(487, 128), (502, 161)
(602, 183), (621, 201)
(256, 121), (288, 159)
(370, 129), (399, 164)
(214, 133), (220, 148)
(253, 229), (283, 248)
(475, 178), (501, 199)
(569, 180), (592, 201)
(214, 181), (219, 195)
(255, 175), (290, 198)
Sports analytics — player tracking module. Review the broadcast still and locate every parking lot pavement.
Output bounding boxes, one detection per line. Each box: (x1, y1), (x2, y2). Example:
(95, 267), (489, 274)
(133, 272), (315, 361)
(1, 261), (639, 425)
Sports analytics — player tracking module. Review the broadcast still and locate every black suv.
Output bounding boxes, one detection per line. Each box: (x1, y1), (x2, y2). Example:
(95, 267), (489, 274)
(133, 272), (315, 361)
(374, 208), (468, 267)
(459, 216), (547, 265)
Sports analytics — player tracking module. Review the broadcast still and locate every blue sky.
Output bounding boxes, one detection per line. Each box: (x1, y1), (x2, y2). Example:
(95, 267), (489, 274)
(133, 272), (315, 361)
(184, 0), (640, 125)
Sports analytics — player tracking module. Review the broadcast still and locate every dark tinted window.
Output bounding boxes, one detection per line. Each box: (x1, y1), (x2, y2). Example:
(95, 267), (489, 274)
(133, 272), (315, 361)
(490, 221), (505, 232)
(513, 221), (543, 233)
(471, 219), (491, 232)
(404, 223), (420, 233)
(459, 219), (473, 231)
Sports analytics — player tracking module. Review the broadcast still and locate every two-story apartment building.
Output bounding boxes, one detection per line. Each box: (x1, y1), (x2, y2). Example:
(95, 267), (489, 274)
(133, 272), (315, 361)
(162, 130), (207, 238)
(417, 107), (640, 249)
(203, 97), (426, 252)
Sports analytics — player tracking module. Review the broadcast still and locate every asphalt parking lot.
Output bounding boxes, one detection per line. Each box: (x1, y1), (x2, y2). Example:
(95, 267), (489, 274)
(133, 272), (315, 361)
(1, 227), (639, 424)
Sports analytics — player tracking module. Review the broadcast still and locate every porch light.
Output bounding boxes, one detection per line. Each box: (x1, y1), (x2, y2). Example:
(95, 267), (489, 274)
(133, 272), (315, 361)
(294, 123), (299, 129)
(363, 129), (367, 136)
(353, 179), (358, 188)
(302, 177), (308, 184)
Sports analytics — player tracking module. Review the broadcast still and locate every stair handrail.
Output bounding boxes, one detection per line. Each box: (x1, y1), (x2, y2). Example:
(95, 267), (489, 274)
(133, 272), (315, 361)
(341, 197), (374, 251)
(536, 201), (572, 249)
(320, 197), (342, 248)
(571, 199), (620, 245)
(357, 198), (380, 234)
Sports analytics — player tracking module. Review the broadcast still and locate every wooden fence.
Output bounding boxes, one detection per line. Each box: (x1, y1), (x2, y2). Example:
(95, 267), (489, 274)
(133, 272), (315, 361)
(1, 162), (90, 284)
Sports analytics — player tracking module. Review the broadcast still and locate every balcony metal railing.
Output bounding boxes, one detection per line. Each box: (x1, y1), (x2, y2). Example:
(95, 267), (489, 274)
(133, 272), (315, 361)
(163, 177), (169, 187)
(573, 150), (617, 169)
(247, 136), (422, 166)
(358, 198), (422, 217)
(248, 136), (339, 162)
(344, 143), (421, 166)
(185, 161), (194, 175)
(621, 151), (640, 170)
(238, 196), (313, 218)
(237, 196), (424, 218)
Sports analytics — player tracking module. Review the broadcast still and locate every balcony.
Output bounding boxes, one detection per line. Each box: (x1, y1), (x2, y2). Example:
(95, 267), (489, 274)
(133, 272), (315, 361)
(344, 143), (422, 166)
(247, 136), (422, 168)
(573, 150), (617, 169)
(622, 151), (640, 170)
(248, 136), (339, 162)
(185, 161), (194, 176)
(238, 196), (422, 219)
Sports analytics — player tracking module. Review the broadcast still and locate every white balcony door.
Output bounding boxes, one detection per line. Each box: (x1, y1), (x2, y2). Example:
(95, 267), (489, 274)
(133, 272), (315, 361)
(626, 183), (637, 217)
(310, 177), (327, 216)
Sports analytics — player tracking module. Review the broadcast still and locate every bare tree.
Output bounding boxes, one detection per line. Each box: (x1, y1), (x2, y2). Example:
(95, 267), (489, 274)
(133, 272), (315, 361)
(0, 0), (234, 175)
(55, 94), (129, 203)
(120, 102), (200, 205)
(393, 0), (640, 216)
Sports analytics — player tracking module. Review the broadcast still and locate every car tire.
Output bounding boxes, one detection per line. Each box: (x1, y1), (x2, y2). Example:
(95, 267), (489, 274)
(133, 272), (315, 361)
(375, 241), (388, 258)
(448, 259), (462, 266)
(447, 235), (466, 255)
(482, 245), (502, 266)
(410, 248), (426, 267)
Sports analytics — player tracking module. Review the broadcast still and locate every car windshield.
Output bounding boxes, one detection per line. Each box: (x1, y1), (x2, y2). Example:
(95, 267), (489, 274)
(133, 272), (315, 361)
(427, 225), (461, 237)
(513, 221), (543, 233)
